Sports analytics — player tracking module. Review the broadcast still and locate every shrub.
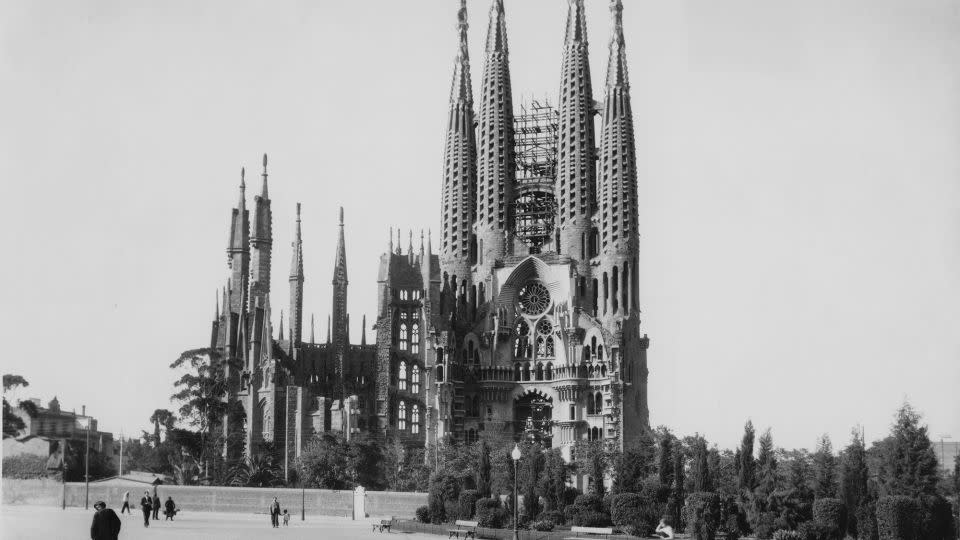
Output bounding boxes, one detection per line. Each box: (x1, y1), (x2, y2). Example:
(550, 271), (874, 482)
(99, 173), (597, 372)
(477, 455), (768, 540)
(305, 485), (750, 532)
(812, 498), (846, 540)
(574, 511), (611, 527)
(428, 472), (459, 524)
(876, 496), (918, 540)
(415, 506), (430, 524)
(724, 513), (742, 540)
(918, 495), (955, 540)
(528, 519), (555, 531)
(1, 455), (48, 479)
(772, 531), (803, 540)
(797, 521), (834, 540)
(444, 500), (460, 522)
(476, 498), (506, 529)
(458, 490), (478, 519)
(564, 504), (584, 525)
(856, 503), (878, 540)
(685, 492), (721, 540)
(610, 492), (646, 536)
(756, 511), (778, 540)
(574, 494), (604, 512)
(602, 492), (615, 514)
(538, 510), (565, 526)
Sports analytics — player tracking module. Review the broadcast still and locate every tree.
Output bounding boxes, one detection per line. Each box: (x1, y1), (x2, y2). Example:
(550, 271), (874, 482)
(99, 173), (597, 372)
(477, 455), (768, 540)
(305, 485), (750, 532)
(669, 450), (686, 531)
(614, 431), (655, 493)
(838, 429), (869, 537)
(475, 441), (492, 498)
(227, 454), (283, 487)
(755, 429), (777, 497)
(519, 442), (545, 519)
(575, 440), (609, 495)
(148, 409), (177, 447)
(539, 448), (570, 511)
(658, 428), (676, 488)
(876, 402), (939, 498)
(738, 420), (756, 492)
(690, 435), (713, 492)
(2, 375), (32, 437)
(812, 434), (838, 498)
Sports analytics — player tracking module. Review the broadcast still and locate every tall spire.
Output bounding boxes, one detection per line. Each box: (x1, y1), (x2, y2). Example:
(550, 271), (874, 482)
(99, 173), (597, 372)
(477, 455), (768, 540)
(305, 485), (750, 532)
(598, 0), (639, 314)
(260, 153), (269, 198)
(310, 314), (315, 345)
(556, 0), (597, 261)
(389, 227), (394, 255)
(289, 202), (304, 346)
(227, 167), (250, 315)
(475, 0), (515, 269)
(331, 208), (348, 352)
(327, 315), (331, 344)
(278, 310), (284, 341)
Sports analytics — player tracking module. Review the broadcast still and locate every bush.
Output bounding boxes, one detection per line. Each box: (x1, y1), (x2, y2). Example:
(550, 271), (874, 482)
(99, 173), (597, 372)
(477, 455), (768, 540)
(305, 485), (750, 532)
(574, 511), (611, 527)
(772, 531), (803, 540)
(856, 502), (878, 540)
(458, 490), (478, 519)
(610, 492), (646, 536)
(812, 498), (846, 540)
(797, 521), (835, 540)
(428, 472), (459, 524)
(685, 492), (721, 540)
(724, 513), (742, 540)
(528, 519), (555, 531)
(876, 496), (918, 540)
(564, 504), (584, 525)
(415, 506), (430, 524)
(538, 510), (565, 526)
(1, 455), (49, 479)
(475, 498), (507, 529)
(574, 494), (604, 512)
(602, 492), (615, 514)
(756, 511), (778, 540)
(918, 495), (955, 540)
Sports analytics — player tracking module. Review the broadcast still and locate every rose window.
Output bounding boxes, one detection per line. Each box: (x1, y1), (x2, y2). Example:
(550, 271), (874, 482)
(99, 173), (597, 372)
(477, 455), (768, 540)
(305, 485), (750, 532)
(518, 282), (551, 316)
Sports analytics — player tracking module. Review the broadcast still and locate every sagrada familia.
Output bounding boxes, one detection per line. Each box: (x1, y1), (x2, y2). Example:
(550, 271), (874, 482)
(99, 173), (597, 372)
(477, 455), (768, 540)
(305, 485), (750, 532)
(208, 0), (650, 482)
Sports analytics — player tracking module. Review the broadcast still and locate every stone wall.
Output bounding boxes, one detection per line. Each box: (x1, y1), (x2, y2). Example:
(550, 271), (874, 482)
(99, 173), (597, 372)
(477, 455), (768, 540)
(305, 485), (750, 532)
(53, 484), (425, 518)
(2, 478), (62, 506)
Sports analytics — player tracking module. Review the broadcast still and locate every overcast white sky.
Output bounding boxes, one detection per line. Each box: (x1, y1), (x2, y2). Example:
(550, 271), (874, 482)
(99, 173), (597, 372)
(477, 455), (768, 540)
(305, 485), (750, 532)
(1, 0), (958, 452)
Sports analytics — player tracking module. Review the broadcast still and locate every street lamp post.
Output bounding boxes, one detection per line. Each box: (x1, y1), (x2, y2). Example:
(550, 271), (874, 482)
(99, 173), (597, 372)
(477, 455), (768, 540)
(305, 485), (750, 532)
(80, 415), (91, 510)
(301, 480), (305, 522)
(511, 443), (521, 540)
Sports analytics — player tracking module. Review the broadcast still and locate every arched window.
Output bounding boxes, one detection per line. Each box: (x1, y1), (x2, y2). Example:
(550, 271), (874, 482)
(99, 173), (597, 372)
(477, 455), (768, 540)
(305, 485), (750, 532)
(523, 363), (531, 381)
(514, 319), (530, 359)
(411, 323), (420, 354)
(546, 363), (553, 380)
(514, 363), (521, 381)
(399, 323), (409, 351)
(597, 345), (604, 360)
(472, 395), (480, 417)
(412, 365), (421, 394)
(595, 392), (603, 414)
(473, 349), (480, 365)
(398, 401), (406, 430)
(437, 365), (444, 382)
(587, 396), (595, 415)
(546, 336), (555, 357)
(590, 336), (597, 359)
(412, 404), (420, 434)
(535, 363), (544, 381)
(398, 361), (408, 391)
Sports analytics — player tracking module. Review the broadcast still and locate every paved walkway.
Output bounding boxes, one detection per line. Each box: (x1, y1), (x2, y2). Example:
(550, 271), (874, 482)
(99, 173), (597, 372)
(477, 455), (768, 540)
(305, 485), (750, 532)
(1, 505), (435, 539)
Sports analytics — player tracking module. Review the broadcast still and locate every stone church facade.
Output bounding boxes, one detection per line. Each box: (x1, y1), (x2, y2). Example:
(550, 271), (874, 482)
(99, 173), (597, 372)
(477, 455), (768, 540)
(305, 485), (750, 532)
(208, 0), (649, 479)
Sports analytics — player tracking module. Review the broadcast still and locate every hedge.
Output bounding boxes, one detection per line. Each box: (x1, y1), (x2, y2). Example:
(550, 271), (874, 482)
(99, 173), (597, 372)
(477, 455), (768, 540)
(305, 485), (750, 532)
(458, 490), (478, 519)
(685, 492), (721, 540)
(875, 496), (918, 540)
(476, 498), (507, 529)
(772, 531), (803, 540)
(415, 506), (430, 523)
(574, 494), (603, 512)
(812, 498), (846, 540)
(610, 493), (646, 536)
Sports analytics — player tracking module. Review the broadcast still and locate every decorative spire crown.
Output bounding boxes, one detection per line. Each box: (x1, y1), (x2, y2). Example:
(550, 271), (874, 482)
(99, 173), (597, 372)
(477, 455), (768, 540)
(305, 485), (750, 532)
(485, 0), (508, 54)
(606, 0), (629, 89)
(260, 153), (269, 198)
(564, 0), (588, 46)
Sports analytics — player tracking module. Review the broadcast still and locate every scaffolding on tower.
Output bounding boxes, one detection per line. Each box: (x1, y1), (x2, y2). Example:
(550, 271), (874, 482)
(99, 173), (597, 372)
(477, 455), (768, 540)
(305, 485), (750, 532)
(513, 99), (559, 253)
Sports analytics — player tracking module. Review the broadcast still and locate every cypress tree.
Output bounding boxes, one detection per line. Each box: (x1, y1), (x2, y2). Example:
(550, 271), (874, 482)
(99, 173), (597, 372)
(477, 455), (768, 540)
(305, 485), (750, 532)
(692, 436), (713, 492)
(838, 429), (869, 537)
(812, 434), (838, 498)
(658, 430), (675, 488)
(475, 440), (492, 498)
(738, 420), (756, 492)
(877, 402), (939, 498)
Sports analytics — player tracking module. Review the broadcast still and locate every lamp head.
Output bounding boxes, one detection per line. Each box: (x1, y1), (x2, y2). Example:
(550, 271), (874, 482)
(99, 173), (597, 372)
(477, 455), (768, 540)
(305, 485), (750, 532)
(511, 443), (522, 461)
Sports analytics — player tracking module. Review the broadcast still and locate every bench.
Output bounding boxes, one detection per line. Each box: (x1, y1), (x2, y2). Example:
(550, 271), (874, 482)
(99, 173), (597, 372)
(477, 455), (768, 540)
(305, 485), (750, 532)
(564, 526), (616, 539)
(371, 517), (393, 532)
(447, 519), (478, 539)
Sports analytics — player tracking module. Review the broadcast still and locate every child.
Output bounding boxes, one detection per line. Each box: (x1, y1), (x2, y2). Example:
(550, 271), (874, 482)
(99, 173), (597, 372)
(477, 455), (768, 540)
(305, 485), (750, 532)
(282, 509), (290, 526)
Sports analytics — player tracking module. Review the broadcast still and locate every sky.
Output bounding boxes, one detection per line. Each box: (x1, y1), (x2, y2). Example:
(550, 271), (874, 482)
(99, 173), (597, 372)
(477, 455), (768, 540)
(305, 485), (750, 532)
(1, 0), (958, 453)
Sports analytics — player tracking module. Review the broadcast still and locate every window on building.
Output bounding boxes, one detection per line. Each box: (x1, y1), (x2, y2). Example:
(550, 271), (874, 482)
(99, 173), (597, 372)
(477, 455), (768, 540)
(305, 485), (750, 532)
(399, 361), (408, 391)
(399, 324), (408, 351)
(569, 404), (576, 420)
(398, 401), (407, 431)
(411, 323), (420, 354)
(412, 405), (420, 434)
(412, 365), (420, 394)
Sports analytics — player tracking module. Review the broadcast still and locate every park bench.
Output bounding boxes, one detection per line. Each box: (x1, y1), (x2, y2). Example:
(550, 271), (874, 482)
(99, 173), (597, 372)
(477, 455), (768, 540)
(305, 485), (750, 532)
(371, 517), (393, 532)
(447, 519), (478, 539)
(564, 526), (617, 539)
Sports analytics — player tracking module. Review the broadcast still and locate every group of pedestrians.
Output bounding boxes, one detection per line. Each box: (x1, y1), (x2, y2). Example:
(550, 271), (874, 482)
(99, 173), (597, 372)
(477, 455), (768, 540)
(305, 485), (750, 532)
(136, 487), (178, 526)
(90, 487), (179, 539)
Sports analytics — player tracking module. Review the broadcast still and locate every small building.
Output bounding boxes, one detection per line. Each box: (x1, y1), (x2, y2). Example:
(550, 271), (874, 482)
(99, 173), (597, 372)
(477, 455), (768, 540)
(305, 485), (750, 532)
(7, 397), (115, 463)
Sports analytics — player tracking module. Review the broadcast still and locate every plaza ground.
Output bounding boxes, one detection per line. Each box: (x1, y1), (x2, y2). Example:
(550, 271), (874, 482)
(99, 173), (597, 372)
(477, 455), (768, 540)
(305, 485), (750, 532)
(0, 505), (439, 540)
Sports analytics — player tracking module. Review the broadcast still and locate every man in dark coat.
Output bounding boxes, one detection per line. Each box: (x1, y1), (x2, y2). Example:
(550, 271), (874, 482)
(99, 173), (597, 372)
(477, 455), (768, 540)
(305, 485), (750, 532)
(269, 497), (281, 528)
(152, 492), (161, 520)
(164, 496), (177, 520)
(90, 501), (121, 540)
(140, 491), (152, 527)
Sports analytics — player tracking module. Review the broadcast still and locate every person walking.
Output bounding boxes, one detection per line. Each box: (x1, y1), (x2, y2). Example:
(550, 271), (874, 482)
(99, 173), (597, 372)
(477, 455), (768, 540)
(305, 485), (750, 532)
(90, 501), (121, 540)
(269, 497), (281, 528)
(120, 491), (130, 514)
(139, 491), (152, 527)
(164, 496), (177, 521)
(152, 492), (161, 520)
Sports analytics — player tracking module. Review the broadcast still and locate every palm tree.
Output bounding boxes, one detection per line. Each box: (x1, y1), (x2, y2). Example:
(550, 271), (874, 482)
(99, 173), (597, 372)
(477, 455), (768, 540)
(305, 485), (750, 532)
(227, 455), (283, 487)
(148, 409), (176, 447)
